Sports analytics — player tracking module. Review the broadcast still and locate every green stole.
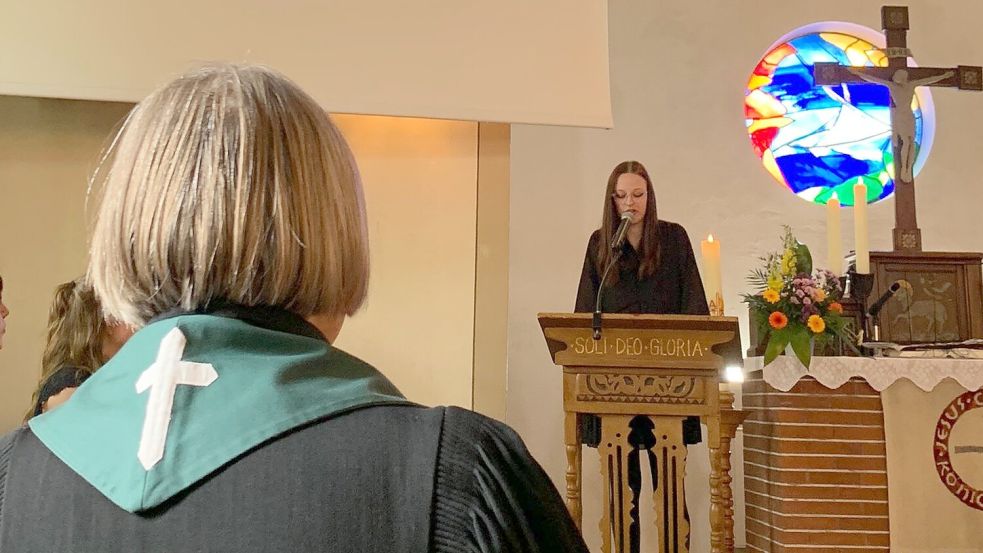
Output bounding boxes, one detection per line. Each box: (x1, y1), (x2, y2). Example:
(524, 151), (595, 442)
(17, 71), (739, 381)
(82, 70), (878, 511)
(30, 310), (411, 513)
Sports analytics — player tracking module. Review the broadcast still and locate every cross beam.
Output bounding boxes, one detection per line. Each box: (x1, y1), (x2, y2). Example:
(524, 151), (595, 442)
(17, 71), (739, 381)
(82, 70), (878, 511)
(812, 6), (982, 251)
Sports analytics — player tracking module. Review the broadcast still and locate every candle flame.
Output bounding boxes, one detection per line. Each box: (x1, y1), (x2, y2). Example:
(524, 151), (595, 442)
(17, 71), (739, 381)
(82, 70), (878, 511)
(707, 234), (715, 242)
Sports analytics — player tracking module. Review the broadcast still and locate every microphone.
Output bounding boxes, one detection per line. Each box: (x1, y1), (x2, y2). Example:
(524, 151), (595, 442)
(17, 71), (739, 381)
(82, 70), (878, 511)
(594, 212), (633, 339)
(867, 280), (912, 318)
(610, 211), (634, 250)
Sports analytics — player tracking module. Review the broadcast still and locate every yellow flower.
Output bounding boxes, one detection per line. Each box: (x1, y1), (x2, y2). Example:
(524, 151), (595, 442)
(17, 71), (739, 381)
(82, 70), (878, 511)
(779, 251), (793, 274)
(767, 275), (783, 290)
(762, 289), (780, 304)
(813, 289), (826, 302)
(807, 314), (826, 333)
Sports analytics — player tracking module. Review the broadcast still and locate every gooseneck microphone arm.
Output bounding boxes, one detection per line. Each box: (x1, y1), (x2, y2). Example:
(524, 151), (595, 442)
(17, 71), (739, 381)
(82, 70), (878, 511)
(593, 249), (624, 340)
(867, 281), (903, 318)
(593, 212), (634, 340)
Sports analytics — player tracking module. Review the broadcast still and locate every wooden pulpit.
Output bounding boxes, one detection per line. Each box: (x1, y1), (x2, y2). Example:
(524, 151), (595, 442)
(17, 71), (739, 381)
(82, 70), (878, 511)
(538, 313), (744, 553)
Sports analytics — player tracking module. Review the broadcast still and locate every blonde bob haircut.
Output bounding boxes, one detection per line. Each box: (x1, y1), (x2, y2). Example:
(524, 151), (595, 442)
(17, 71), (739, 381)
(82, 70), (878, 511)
(88, 64), (369, 326)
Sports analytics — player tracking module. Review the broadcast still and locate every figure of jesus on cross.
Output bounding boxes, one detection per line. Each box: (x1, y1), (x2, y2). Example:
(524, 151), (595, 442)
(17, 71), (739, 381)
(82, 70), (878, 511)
(814, 6), (982, 251)
(847, 67), (953, 184)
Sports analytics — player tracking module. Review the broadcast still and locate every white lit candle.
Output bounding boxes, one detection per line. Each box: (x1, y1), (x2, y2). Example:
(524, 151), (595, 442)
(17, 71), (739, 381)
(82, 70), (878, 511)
(853, 180), (870, 274)
(826, 193), (842, 276)
(700, 234), (723, 315)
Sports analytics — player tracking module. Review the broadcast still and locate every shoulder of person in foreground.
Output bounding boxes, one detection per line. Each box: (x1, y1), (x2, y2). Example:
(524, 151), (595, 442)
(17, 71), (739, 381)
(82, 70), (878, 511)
(0, 425), (28, 509)
(433, 406), (589, 553)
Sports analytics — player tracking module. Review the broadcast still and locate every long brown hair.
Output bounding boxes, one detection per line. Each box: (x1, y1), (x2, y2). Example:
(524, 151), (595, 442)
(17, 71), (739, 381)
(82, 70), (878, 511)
(24, 280), (106, 420)
(595, 161), (660, 283)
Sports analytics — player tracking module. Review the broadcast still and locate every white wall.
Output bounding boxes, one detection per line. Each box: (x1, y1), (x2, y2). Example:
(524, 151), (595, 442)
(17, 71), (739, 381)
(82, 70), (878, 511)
(507, 1), (983, 549)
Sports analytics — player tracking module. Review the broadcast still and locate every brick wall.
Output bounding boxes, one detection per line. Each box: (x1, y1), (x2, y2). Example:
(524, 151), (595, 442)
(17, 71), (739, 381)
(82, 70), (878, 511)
(742, 372), (890, 552)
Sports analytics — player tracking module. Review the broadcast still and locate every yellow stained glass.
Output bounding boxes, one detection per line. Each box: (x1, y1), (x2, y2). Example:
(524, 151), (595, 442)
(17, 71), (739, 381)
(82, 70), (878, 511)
(868, 49), (888, 67)
(747, 74), (772, 91)
(747, 117), (792, 134)
(821, 33), (878, 67)
(746, 89), (787, 118)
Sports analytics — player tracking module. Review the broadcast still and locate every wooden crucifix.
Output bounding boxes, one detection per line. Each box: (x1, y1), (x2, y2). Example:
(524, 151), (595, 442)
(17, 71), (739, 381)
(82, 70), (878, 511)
(813, 5), (982, 252)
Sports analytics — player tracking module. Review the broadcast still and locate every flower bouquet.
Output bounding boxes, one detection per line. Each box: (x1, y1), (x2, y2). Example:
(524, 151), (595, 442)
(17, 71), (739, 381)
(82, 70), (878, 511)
(744, 227), (854, 367)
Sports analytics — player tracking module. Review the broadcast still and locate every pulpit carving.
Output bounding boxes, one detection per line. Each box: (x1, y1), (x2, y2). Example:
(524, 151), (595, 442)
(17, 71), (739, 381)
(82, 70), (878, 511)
(578, 374), (703, 404)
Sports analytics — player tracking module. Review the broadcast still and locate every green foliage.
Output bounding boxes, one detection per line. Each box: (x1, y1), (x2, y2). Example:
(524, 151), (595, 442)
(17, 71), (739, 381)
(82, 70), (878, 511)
(763, 328), (788, 365)
(788, 327), (812, 367)
(742, 226), (854, 368)
(794, 242), (812, 276)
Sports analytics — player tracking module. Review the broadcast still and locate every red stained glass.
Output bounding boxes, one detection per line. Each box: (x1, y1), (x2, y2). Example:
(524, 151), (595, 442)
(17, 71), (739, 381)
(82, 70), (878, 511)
(751, 126), (780, 157)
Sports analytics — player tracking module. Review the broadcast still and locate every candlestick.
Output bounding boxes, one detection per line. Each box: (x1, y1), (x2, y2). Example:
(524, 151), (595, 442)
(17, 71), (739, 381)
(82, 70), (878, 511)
(853, 180), (870, 274)
(701, 234), (723, 316)
(826, 193), (842, 275)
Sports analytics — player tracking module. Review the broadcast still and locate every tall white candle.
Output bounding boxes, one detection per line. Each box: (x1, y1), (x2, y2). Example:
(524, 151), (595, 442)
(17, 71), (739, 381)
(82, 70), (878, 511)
(853, 180), (870, 274)
(826, 193), (842, 275)
(701, 234), (723, 315)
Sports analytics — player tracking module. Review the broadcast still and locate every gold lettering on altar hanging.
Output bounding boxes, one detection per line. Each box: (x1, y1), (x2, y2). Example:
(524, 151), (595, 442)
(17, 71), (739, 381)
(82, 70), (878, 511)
(576, 374), (705, 404)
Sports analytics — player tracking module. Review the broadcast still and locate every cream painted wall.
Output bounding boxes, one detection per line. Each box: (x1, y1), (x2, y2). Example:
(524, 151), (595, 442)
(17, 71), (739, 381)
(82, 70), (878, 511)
(0, 1), (610, 127)
(473, 123), (511, 420)
(507, 1), (983, 550)
(0, 99), (495, 432)
(0, 96), (131, 428)
(331, 115), (479, 408)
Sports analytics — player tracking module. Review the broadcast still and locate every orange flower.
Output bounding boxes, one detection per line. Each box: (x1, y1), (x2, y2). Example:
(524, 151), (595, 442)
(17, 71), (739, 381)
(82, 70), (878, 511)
(807, 314), (826, 333)
(828, 302), (843, 315)
(768, 311), (788, 330)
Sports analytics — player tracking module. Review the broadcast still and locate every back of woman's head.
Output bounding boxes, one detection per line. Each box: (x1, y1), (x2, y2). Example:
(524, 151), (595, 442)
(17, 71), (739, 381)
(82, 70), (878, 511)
(88, 64), (369, 326)
(40, 279), (105, 379)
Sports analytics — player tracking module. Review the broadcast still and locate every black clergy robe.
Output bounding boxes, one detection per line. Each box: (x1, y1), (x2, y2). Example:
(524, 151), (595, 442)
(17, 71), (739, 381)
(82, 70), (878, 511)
(573, 219), (707, 553)
(0, 306), (588, 553)
(574, 220), (709, 316)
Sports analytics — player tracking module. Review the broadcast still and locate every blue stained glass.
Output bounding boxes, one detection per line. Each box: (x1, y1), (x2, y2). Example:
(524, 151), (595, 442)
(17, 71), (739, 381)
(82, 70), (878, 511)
(745, 28), (935, 205)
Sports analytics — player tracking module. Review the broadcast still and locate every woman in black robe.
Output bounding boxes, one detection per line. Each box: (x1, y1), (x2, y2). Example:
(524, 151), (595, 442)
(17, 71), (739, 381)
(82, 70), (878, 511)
(574, 161), (708, 316)
(574, 160), (708, 552)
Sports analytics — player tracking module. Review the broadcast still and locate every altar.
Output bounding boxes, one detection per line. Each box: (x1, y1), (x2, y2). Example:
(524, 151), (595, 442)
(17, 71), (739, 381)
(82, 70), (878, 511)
(743, 355), (983, 552)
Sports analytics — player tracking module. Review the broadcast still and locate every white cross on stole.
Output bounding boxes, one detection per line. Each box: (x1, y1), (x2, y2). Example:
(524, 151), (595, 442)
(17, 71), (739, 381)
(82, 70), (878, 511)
(135, 327), (218, 470)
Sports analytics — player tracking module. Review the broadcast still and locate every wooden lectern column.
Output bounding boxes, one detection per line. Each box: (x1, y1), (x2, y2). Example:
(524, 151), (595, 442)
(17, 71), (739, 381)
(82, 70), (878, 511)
(540, 313), (746, 553)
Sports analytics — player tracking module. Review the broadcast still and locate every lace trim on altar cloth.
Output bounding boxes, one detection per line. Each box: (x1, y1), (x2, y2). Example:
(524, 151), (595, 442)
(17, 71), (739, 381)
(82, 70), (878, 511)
(745, 355), (983, 392)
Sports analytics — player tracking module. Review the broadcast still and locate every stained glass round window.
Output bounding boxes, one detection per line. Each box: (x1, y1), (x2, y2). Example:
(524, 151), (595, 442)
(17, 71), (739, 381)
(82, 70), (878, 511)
(744, 22), (937, 206)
